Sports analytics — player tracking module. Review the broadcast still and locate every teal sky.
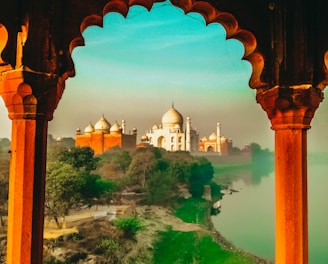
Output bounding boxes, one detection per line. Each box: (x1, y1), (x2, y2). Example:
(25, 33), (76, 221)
(0, 0), (327, 151)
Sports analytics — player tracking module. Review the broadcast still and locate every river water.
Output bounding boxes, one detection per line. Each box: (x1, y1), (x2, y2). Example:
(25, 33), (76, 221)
(211, 153), (328, 264)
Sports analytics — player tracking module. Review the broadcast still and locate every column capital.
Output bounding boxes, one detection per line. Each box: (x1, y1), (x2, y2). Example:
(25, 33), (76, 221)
(256, 85), (324, 130)
(0, 66), (65, 121)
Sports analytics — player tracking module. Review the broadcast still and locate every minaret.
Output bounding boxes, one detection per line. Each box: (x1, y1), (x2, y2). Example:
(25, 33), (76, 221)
(121, 120), (126, 134)
(216, 122), (221, 154)
(186, 116), (191, 151)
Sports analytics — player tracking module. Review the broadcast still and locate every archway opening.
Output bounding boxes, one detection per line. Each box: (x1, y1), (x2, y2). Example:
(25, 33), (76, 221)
(49, 1), (271, 151)
(43, 0), (325, 262)
(207, 145), (214, 152)
(47, 1), (275, 260)
(157, 135), (165, 148)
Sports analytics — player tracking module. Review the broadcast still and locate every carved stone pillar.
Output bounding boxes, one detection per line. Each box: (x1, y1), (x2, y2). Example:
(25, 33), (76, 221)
(0, 66), (64, 263)
(257, 86), (324, 264)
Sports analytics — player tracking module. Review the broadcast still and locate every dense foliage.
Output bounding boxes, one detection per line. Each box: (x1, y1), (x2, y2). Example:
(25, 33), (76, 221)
(58, 147), (100, 173)
(98, 147), (215, 205)
(46, 146), (115, 227)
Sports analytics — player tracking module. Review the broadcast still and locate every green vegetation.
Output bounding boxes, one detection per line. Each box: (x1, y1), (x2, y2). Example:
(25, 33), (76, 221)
(152, 196), (260, 263)
(175, 198), (209, 225)
(153, 228), (256, 264)
(45, 146), (116, 227)
(113, 216), (144, 238)
(42, 139), (270, 263)
(96, 237), (119, 261)
(57, 146), (100, 173)
(97, 146), (216, 205)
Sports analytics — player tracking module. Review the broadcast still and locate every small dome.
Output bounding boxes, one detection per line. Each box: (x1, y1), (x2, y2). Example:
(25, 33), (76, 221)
(84, 123), (95, 134)
(110, 122), (121, 134)
(140, 134), (149, 142)
(94, 116), (111, 133)
(152, 124), (159, 130)
(201, 136), (208, 142)
(209, 132), (217, 141)
(162, 106), (183, 129)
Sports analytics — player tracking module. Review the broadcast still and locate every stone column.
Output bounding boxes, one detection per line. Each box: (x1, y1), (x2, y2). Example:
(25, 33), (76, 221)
(256, 85), (324, 264)
(0, 67), (64, 264)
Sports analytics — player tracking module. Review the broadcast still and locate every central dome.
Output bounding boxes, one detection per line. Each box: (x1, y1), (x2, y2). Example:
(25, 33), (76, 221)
(94, 115), (111, 133)
(161, 107), (183, 129)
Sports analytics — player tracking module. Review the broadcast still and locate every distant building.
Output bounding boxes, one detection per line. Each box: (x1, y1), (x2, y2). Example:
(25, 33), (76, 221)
(142, 105), (199, 152)
(198, 122), (233, 155)
(76, 116), (137, 154)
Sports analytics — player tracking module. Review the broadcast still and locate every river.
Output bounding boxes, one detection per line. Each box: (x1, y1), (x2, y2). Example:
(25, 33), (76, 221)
(211, 153), (328, 264)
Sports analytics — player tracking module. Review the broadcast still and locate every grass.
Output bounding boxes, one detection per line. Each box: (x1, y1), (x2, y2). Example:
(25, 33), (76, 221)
(158, 197), (259, 264)
(153, 228), (257, 264)
(174, 198), (209, 225)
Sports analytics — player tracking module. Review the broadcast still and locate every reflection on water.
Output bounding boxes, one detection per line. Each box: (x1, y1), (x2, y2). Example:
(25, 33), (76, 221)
(211, 153), (328, 263)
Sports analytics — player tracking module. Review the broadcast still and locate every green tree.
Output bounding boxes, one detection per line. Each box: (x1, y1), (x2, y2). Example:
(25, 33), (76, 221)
(127, 147), (158, 187)
(189, 157), (214, 198)
(78, 172), (116, 204)
(45, 161), (84, 228)
(113, 150), (132, 173)
(168, 160), (191, 183)
(58, 147), (100, 172)
(146, 170), (177, 205)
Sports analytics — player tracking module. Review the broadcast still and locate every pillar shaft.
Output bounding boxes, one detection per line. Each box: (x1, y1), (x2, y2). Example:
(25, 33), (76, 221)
(0, 66), (64, 264)
(256, 85), (323, 264)
(7, 119), (48, 263)
(274, 128), (308, 263)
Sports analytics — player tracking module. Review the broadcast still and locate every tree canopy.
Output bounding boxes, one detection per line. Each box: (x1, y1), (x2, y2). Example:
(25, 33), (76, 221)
(45, 161), (83, 227)
(101, 146), (214, 204)
(58, 147), (100, 172)
(45, 146), (115, 227)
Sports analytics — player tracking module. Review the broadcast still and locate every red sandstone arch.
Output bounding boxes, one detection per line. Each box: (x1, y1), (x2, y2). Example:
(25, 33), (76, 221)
(68, 0), (267, 90)
(0, 1), (327, 263)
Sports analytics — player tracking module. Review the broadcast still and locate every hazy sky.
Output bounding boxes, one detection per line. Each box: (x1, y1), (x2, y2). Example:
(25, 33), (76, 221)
(0, 0), (327, 151)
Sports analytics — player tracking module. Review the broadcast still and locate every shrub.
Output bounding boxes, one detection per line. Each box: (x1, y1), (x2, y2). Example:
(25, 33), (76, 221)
(113, 217), (144, 238)
(96, 237), (119, 260)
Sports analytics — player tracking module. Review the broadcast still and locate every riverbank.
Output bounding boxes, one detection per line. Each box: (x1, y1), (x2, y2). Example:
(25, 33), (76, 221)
(210, 226), (273, 264)
(41, 199), (273, 263)
(173, 197), (272, 264)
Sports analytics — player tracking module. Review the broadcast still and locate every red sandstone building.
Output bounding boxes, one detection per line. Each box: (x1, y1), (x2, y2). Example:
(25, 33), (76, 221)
(75, 116), (137, 154)
(198, 122), (232, 155)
